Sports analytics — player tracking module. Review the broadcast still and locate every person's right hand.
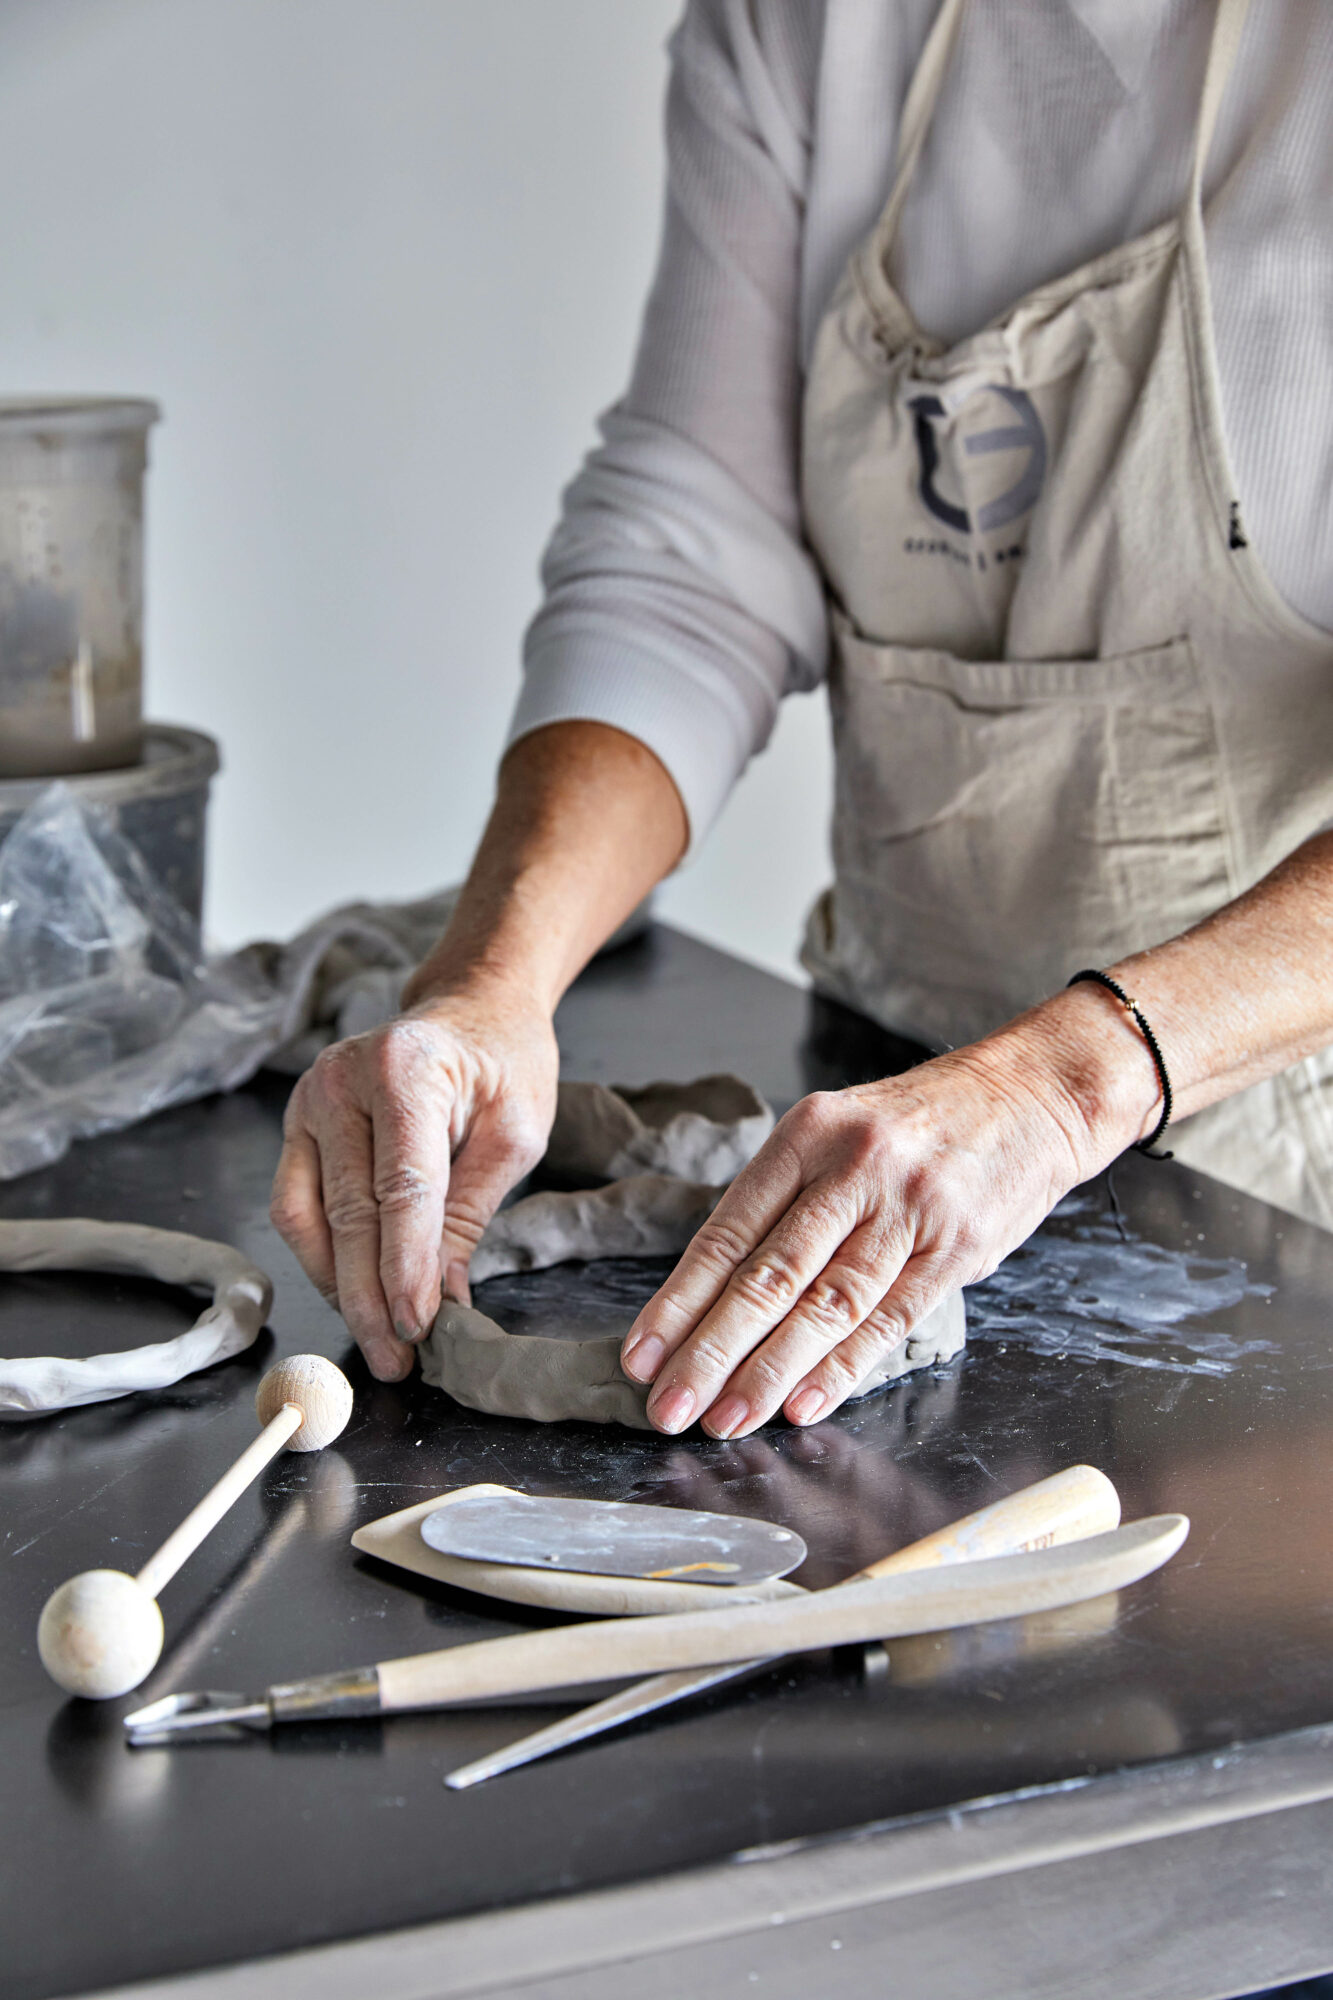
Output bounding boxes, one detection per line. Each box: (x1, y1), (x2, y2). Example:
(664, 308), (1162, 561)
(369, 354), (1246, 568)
(269, 981), (559, 1381)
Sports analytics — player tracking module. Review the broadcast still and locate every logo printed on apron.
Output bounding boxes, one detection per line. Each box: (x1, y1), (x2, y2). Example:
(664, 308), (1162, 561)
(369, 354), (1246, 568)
(909, 385), (1047, 538)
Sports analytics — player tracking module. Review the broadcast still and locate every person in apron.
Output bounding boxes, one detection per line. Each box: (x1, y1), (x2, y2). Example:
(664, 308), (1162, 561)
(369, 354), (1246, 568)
(273, 0), (1333, 1442)
(799, 0), (1333, 1229)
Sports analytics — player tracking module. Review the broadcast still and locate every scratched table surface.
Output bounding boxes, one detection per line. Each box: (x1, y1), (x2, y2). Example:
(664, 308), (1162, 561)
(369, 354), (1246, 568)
(2, 925), (1331, 2000)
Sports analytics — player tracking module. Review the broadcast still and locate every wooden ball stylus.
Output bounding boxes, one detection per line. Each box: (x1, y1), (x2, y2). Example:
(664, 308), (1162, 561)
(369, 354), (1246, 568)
(38, 1354), (353, 1701)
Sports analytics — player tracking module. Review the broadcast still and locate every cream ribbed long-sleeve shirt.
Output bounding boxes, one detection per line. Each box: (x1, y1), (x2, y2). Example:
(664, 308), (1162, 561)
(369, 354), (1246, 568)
(513, 0), (1333, 849)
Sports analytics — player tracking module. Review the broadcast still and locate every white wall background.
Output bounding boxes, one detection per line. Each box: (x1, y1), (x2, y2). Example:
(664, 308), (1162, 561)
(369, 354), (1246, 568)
(0, 0), (833, 980)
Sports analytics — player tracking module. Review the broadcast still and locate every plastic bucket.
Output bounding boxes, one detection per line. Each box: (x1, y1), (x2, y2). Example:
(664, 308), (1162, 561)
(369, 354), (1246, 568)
(0, 724), (220, 923)
(0, 397), (160, 780)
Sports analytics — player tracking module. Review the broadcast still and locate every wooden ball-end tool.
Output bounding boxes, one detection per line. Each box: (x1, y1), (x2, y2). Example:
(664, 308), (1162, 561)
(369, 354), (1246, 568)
(39, 1354), (353, 1700)
(125, 1486), (1187, 1747)
(444, 1461), (1122, 1788)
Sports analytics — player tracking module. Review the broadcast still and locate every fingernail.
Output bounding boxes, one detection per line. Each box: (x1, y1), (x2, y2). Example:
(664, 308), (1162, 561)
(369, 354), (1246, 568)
(649, 1385), (696, 1434)
(786, 1386), (826, 1426)
(622, 1332), (666, 1381)
(372, 1346), (414, 1383)
(392, 1300), (422, 1344)
(444, 1260), (471, 1307)
(704, 1394), (749, 1439)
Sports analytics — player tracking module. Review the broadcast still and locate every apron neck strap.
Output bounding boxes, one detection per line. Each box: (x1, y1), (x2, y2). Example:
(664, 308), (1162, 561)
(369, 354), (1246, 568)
(867, 0), (965, 267)
(1188, 0), (1252, 213)
(867, 0), (1252, 283)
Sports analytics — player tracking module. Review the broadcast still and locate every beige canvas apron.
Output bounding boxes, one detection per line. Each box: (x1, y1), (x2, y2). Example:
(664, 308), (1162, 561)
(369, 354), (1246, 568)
(799, 0), (1333, 1229)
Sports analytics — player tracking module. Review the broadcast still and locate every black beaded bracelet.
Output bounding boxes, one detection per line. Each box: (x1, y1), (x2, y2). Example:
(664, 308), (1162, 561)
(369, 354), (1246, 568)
(1066, 969), (1174, 1159)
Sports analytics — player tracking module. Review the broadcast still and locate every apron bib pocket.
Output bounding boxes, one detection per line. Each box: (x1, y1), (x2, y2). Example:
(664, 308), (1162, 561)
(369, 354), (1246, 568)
(806, 617), (1237, 1049)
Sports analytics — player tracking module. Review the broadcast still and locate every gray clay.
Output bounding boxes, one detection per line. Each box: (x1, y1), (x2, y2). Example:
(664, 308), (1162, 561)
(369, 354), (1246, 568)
(544, 1077), (774, 1185)
(421, 1285), (967, 1432)
(857, 1287), (967, 1388)
(419, 1071), (965, 1431)
(0, 1217), (273, 1418)
(470, 1175), (723, 1284)
(421, 1300), (656, 1429)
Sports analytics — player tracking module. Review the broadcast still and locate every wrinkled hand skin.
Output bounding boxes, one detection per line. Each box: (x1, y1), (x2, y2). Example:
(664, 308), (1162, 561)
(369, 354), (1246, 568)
(270, 984), (558, 1381)
(620, 1001), (1157, 1440)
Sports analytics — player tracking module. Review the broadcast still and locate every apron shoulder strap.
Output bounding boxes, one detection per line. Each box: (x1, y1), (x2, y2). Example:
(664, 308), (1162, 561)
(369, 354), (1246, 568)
(864, 0), (1253, 285)
(1188, 0), (1253, 212)
(864, 0), (966, 275)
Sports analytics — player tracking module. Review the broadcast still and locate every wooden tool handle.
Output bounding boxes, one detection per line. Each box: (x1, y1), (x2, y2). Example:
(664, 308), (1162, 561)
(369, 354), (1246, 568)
(136, 1406), (302, 1600)
(376, 1514), (1187, 1712)
(851, 1465), (1120, 1583)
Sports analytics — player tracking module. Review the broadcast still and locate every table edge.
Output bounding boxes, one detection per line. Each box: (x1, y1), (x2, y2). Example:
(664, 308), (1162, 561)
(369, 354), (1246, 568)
(69, 1719), (1333, 2000)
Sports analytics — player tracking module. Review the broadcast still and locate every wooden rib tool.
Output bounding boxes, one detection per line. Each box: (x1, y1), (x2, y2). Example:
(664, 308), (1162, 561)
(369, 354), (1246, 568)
(444, 1462), (1121, 1786)
(39, 1354), (353, 1700)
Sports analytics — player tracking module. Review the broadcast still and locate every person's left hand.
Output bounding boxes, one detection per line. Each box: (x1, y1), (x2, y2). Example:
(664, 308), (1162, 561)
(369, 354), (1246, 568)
(618, 1001), (1155, 1438)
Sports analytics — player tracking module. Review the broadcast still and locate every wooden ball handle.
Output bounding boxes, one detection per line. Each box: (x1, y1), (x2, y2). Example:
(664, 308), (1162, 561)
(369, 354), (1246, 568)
(39, 1355), (353, 1699)
(136, 1356), (352, 1599)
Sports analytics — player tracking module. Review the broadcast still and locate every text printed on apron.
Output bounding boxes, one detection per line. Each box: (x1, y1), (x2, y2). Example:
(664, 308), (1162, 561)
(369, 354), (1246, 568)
(799, 0), (1333, 1228)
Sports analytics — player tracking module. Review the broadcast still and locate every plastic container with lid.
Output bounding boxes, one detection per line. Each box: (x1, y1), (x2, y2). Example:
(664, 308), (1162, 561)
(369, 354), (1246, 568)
(0, 397), (160, 780)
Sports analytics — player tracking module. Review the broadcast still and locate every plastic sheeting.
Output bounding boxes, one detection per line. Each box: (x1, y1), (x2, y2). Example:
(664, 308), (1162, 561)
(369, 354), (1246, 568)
(0, 783), (484, 1180)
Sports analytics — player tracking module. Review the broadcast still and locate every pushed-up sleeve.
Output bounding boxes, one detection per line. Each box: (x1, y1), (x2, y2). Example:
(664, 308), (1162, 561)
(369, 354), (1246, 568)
(511, 0), (828, 853)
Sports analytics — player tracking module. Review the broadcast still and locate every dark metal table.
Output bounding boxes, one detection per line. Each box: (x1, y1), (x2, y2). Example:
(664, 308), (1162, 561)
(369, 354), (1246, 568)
(2, 927), (1332, 2000)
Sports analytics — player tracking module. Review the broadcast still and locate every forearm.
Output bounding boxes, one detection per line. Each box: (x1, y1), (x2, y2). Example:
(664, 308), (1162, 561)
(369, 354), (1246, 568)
(984, 830), (1333, 1171)
(402, 720), (688, 1017)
